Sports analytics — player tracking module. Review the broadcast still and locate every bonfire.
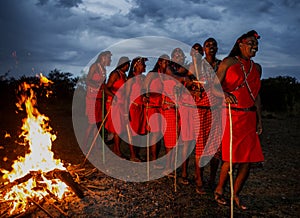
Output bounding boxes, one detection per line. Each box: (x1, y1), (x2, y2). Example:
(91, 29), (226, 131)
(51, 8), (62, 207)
(0, 74), (82, 216)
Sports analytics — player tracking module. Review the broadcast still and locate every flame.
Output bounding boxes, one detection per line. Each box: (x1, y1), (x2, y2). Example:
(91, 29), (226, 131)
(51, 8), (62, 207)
(0, 74), (71, 214)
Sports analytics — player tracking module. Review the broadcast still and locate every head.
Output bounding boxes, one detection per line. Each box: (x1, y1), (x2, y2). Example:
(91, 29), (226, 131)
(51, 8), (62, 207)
(128, 57), (148, 78)
(229, 30), (260, 59)
(116, 56), (131, 72)
(203, 38), (218, 57)
(152, 54), (170, 73)
(171, 47), (186, 65)
(97, 50), (112, 67)
(190, 43), (204, 57)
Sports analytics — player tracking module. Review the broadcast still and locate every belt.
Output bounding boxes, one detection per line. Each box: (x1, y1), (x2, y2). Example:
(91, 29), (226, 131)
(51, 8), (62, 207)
(88, 86), (103, 93)
(145, 105), (161, 109)
(131, 102), (143, 107)
(227, 106), (257, 112)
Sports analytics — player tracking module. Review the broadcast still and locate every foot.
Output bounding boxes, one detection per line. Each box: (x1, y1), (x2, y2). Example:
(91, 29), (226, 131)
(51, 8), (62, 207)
(196, 185), (207, 195)
(178, 177), (189, 185)
(214, 192), (227, 205)
(130, 157), (141, 162)
(163, 170), (175, 178)
(234, 196), (247, 210)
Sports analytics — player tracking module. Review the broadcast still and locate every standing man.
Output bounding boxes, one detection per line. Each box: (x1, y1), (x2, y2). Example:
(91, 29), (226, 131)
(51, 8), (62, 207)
(84, 51), (112, 149)
(214, 30), (264, 210)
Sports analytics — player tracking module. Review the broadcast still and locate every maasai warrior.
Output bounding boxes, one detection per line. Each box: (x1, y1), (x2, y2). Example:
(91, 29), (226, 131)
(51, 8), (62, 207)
(105, 56), (130, 158)
(162, 47), (189, 178)
(124, 57), (148, 162)
(192, 38), (223, 194)
(84, 51), (112, 149)
(143, 54), (169, 167)
(214, 30), (264, 210)
(177, 43), (204, 185)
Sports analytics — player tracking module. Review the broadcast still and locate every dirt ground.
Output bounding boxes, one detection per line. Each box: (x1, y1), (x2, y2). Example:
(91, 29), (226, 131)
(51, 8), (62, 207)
(0, 102), (299, 217)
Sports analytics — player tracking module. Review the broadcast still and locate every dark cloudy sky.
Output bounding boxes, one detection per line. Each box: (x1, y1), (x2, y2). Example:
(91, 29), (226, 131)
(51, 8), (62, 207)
(0, 0), (299, 80)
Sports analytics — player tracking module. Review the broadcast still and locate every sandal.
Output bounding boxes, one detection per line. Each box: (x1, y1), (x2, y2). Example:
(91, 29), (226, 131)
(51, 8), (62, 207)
(234, 196), (247, 210)
(196, 185), (207, 195)
(130, 157), (141, 162)
(214, 192), (227, 205)
(178, 177), (189, 185)
(163, 170), (175, 178)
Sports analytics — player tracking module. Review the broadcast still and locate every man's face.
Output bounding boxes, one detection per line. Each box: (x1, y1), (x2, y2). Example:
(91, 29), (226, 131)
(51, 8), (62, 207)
(239, 36), (258, 58)
(204, 40), (218, 56)
(172, 51), (185, 65)
(103, 55), (112, 67)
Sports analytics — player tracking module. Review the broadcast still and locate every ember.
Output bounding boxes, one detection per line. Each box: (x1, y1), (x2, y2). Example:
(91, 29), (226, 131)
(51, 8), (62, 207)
(0, 74), (81, 216)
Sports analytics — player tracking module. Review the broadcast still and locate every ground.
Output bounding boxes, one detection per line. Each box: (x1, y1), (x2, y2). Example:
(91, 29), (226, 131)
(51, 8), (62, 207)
(0, 101), (299, 217)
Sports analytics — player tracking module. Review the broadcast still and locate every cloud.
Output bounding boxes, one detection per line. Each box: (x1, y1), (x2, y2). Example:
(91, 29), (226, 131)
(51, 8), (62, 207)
(0, 0), (299, 81)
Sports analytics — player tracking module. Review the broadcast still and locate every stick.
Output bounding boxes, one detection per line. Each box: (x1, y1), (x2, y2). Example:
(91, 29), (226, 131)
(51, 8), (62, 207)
(43, 195), (69, 218)
(228, 103), (234, 218)
(82, 107), (111, 166)
(174, 90), (179, 192)
(146, 102), (150, 181)
(192, 55), (200, 82)
(126, 124), (132, 145)
(102, 90), (105, 163)
(28, 198), (54, 218)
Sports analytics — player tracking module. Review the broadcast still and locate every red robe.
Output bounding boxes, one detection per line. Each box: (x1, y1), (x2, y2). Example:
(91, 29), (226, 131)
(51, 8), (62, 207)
(128, 76), (147, 136)
(105, 70), (126, 134)
(222, 58), (264, 163)
(85, 63), (106, 124)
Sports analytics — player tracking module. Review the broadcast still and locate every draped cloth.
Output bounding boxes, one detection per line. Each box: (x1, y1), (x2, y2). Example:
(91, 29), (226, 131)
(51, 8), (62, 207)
(105, 70), (126, 134)
(128, 76), (147, 136)
(222, 58), (264, 163)
(194, 59), (222, 158)
(85, 63), (106, 124)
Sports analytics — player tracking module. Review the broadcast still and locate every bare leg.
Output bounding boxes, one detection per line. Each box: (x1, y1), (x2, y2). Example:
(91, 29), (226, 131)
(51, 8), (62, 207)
(233, 163), (250, 210)
(195, 156), (206, 194)
(181, 141), (192, 178)
(215, 161), (230, 195)
(209, 157), (220, 189)
(83, 124), (96, 148)
(113, 133), (122, 157)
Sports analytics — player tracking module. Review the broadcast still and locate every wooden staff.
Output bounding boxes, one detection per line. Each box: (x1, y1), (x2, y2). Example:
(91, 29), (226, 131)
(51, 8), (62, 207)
(82, 106), (111, 166)
(192, 54), (200, 82)
(174, 89), (179, 192)
(126, 124), (132, 145)
(228, 103), (234, 217)
(146, 102), (150, 181)
(102, 89), (105, 163)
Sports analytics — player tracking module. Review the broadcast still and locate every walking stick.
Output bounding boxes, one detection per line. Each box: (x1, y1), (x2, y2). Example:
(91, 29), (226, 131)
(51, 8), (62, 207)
(146, 102), (150, 181)
(174, 89), (179, 192)
(192, 55), (200, 83)
(82, 106), (111, 166)
(126, 124), (133, 145)
(228, 103), (234, 218)
(102, 89), (105, 163)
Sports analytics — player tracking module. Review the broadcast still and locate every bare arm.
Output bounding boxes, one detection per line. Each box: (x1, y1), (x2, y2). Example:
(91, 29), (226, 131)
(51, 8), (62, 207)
(104, 71), (118, 98)
(124, 78), (133, 120)
(255, 63), (263, 135)
(86, 64), (99, 88)
(213, 57), (238, 104)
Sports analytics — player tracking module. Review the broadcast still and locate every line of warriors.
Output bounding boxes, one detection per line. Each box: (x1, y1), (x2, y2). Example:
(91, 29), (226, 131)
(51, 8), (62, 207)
(85, 38), (223, 194)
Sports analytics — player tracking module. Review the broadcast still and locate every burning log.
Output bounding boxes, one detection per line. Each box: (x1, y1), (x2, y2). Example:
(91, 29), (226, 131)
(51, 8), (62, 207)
(46, 169), (84, 199)
(28, 198), (54, 218)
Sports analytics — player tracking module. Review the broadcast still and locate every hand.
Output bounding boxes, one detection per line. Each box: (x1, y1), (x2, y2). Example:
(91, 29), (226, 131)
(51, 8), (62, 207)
(225, 92), (238, 104)
(143, 95), (149, 103)
(112, 95), (118, 105)
(124, 114), (129, 122)
(256, 122), (263, 135)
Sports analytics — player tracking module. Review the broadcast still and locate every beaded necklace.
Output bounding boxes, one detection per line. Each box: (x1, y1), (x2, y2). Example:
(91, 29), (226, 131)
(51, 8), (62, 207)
(234, 56), (256, 102)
